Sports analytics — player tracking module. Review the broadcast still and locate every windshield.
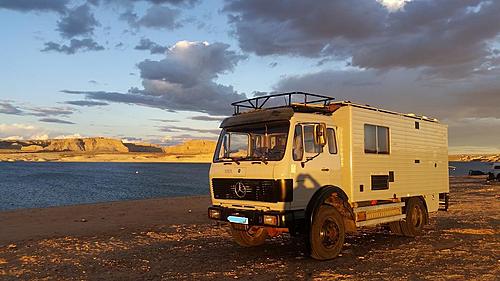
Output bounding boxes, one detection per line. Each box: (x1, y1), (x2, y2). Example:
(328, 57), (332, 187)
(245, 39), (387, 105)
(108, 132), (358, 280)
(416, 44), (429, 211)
(214, 121), (290, 162)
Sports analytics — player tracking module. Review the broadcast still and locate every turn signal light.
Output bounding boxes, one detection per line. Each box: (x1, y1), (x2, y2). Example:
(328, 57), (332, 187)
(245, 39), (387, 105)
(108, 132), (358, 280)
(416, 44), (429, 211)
(263, 215), (278, 226)
(209, 209), (221, 219)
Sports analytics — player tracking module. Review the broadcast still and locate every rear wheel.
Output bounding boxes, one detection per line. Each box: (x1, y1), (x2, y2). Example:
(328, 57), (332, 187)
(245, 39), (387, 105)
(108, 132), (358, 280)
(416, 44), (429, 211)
(399, 198), (428, 237)
(310, 205), (345, 260)
(230, 224), (268, 247)
(496, 173), (500, 182)
(389, 221), (403, 235)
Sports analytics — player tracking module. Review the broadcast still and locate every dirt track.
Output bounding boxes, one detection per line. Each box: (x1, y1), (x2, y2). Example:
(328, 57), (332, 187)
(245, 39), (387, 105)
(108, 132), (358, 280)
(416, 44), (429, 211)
(0, 176), (498, 280)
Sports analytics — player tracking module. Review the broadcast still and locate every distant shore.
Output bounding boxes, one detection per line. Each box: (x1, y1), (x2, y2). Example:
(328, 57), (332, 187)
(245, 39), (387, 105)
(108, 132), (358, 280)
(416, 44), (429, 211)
(1, 151), (499, 163)
(0, 151), (212, 163)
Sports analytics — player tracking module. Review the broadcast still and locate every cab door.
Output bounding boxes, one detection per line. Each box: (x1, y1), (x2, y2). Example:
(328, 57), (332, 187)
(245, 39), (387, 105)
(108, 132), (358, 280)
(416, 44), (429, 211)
(290, 123), (341, 210)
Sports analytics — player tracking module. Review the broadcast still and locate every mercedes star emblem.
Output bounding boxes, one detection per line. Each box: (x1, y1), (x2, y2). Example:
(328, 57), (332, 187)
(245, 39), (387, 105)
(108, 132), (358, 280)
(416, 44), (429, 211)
(234, 182), (247, 198)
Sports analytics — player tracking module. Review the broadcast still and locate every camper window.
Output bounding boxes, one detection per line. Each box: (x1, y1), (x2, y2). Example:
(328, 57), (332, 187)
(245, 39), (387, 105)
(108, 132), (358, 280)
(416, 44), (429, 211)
(364, 124), (390, 154)
(327, 128), (337, 154)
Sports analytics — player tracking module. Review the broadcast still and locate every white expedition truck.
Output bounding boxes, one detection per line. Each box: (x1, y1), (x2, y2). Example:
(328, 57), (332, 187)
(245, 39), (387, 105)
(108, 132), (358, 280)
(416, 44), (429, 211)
(208, 92), (449, 260)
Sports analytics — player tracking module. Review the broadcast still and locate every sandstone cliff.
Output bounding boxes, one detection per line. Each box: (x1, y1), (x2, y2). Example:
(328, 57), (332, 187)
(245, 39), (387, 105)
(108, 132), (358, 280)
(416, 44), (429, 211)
(163, 140), (216, 155)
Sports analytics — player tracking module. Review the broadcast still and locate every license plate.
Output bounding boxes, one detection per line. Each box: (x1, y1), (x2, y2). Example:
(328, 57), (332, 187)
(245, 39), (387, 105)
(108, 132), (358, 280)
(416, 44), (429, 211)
(227, 216), (249, 225)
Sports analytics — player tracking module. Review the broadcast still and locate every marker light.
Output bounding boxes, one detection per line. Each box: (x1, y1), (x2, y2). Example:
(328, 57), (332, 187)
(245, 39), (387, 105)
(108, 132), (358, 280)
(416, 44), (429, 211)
(263, 215), (278, 226)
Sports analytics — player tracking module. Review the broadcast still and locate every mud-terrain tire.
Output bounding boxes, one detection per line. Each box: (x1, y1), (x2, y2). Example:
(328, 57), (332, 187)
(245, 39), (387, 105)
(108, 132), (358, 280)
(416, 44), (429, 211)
(389, 221), (403, 235)
(400, 198), (428, 237)
(230, 224), (268, 247)
(310, 205), (345, 260)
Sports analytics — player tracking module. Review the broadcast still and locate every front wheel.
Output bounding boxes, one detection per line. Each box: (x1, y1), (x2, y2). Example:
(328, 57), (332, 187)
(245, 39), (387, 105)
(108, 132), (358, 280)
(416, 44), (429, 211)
(230, 224), (268, 247)
(310, 205), (345, 260)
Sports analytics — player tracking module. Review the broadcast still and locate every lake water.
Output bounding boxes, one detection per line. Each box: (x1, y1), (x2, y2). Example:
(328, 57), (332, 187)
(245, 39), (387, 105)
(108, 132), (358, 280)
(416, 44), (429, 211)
(0, 161), (493, 211)
(0, 162), (210, 211)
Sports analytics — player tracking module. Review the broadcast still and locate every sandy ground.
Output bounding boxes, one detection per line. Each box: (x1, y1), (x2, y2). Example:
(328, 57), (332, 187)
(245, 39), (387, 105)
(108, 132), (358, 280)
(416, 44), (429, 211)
(0, 177), (498, 280)
(0, 152), (212, 163)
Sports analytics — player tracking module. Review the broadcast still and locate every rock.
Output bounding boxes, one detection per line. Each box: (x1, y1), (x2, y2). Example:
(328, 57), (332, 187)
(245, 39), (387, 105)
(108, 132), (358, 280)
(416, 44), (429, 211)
(163, 140), (216, 155)
(20, 145), (44, 152)
(43, 137), (129, 153)
(80, 218), (87, 222)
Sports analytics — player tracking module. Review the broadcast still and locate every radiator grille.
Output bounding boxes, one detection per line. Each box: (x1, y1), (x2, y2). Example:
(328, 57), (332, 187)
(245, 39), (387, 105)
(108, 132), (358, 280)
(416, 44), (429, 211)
(212, 178), (292, 202)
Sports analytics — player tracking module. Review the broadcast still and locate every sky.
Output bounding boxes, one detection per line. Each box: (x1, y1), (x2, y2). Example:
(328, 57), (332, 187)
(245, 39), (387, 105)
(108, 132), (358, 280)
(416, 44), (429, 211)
(0, 0), (499, 154)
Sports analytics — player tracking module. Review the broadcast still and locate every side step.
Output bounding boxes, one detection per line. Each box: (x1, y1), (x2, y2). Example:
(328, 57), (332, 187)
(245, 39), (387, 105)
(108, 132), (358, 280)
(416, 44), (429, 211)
(354, 202), (405, 227)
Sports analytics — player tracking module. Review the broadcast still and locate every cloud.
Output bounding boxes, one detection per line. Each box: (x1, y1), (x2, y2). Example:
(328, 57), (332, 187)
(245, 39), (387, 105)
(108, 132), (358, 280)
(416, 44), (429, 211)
(41, 38), (104, 54)
(0, 0), (68, 13)
(151, 119), (180, 123)
(159, 125), (220, 135)
(64, 100), (109, 107)
(0, 101), (24, 115)
(63, 40), (247, 115)
(0, 123), (46, 140)
(190, 115), (225, 121)
(274, 68), (500, 152)
(224, 0), (500, 78)
(38, 118), (75, 124)
(0, 101), (76, 117)
(134, 38), (168, 54)
(121, 5), (182, 30)
(57, 4), (100, 38)
(28, 106), (74, 117)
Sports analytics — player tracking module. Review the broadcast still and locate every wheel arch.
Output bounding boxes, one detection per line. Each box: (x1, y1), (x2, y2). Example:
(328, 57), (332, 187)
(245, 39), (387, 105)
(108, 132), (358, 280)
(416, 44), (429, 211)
(305, 185), (355, 233)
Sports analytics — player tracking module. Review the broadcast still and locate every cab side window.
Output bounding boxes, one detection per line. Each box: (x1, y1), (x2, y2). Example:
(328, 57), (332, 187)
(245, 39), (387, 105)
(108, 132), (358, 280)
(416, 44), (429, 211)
(292, 125), (303, 161)
(327, 128), (337, 154)
(304, 125), (322, 153)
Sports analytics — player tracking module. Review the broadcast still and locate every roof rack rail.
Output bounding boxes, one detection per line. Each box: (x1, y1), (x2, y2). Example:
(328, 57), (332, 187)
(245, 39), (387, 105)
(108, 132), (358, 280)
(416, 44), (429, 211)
(231, 92), (335, 115)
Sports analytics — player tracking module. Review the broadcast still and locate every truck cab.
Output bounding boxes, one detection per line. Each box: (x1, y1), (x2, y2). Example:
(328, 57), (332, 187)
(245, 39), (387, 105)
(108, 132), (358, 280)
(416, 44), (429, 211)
(208, 92), (449, 260)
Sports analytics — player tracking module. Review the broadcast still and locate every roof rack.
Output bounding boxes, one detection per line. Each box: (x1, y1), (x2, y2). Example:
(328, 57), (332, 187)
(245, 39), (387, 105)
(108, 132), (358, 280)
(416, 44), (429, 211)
(231, 92), (335, 115)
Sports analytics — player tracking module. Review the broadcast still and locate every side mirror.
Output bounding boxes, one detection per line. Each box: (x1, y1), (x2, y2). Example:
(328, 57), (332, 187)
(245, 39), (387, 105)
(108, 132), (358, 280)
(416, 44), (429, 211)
(314, 123), (327, 147)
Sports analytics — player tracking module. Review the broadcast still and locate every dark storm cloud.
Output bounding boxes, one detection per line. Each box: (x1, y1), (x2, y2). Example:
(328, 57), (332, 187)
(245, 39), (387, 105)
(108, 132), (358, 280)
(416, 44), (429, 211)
(41, 38), (104, 54)
(224, 0), (500, 78)
(0, 0), (68, 13)
(38, 118), (75, 124)
(57, 4), (100, 38)
(64, 100), (109, 107)
(121, 5), (182, 30)
(0, 101), (24, 115)
(190, 116), (225, 121)
(223, 0), (386, 56)
(134, 38), (168, 54)
(62, 41), (247, 115)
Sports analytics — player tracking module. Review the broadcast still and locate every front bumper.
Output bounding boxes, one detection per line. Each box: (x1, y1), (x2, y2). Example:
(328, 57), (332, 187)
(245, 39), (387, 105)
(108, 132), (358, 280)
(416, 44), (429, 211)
(208, 206), (305, 228)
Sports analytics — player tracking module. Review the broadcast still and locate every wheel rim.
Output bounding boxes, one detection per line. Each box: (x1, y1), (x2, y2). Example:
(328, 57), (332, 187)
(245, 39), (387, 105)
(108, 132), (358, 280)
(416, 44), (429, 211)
(410, 204), (424, 229)
(319, 218), (340, 249)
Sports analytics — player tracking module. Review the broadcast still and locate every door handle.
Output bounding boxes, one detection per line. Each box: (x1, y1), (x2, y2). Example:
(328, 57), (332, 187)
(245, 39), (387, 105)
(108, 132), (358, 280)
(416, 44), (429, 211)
(321, 168), (330, 172)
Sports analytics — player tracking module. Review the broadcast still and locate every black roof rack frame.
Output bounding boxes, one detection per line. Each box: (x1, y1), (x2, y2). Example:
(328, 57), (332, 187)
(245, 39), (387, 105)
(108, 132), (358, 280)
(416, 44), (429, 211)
(231, 92), (335, 115)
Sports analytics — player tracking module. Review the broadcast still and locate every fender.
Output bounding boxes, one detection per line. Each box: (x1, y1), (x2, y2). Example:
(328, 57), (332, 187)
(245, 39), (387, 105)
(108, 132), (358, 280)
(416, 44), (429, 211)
(305, 185), (351, 228)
